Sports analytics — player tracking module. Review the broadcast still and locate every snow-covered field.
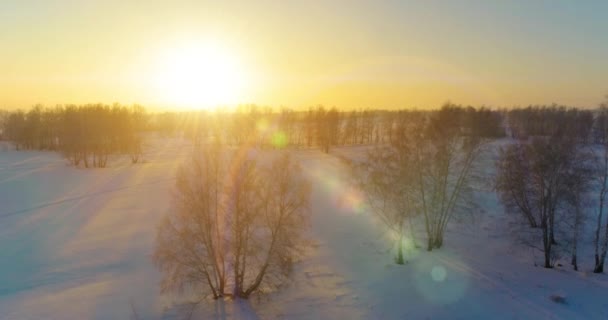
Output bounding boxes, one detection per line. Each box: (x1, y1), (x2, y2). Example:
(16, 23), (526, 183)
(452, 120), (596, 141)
(0, 139), (607, 320)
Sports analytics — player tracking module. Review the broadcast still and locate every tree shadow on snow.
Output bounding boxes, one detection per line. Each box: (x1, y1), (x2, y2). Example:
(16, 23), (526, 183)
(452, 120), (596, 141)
(166, 298), (261, 320)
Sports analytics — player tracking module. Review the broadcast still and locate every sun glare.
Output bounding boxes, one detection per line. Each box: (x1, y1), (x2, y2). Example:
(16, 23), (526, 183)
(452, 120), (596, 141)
(154, 42), (247, 110)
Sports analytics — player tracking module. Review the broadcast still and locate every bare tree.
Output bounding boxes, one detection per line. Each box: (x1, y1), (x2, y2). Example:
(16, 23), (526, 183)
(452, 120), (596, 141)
(495, 142), (538, 228)
(413, 106), (481, 250)
(562, 160), (592, 271)
(153, 145), (311, 301)
(593, 141), (608, 273)
(154, 142), (228, 298)
(357, 143), (418, 264)
(496, 135), (588, 268)
(568, 195), (585, 271)
(354, 105), (482, 256)
(235, 153), (311, 297)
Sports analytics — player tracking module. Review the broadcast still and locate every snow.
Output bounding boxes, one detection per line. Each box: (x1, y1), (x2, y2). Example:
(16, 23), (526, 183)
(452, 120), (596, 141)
(0, 139), (607, 319)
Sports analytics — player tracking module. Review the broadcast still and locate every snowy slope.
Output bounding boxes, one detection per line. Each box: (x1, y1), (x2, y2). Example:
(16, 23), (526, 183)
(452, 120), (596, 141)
(0, 139), (190, 319)
(0, 139), (607, 319)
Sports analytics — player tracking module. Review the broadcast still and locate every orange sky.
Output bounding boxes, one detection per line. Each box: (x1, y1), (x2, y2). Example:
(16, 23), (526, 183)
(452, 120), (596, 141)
(1, 1), (607, 110)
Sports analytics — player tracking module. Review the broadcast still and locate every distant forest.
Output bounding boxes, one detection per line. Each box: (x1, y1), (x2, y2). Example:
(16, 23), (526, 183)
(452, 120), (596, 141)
(0, 103), (608, 157)
(4, 103), (606, 161)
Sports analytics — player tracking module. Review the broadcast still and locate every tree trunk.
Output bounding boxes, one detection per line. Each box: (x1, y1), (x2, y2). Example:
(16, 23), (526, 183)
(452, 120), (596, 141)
(542, 225), (553, 268)
(544, 250), (552, 268)
(433, 232), (444, 249)
(594, 198), (605, 272)
(594, 254), (604, 273)
(595, 240), (608, 273)
(572, 204), (581, 271)
(549, 208), (557, 245)
(395, 234), (405, 265)
(408, 218), (419, 248)
(594, 178), (607, 273)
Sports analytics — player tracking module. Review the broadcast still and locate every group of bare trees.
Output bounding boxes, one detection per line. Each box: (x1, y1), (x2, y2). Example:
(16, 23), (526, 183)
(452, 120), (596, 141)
(496, 134), (591, 269)
(497, 106), (608, 272)
(417, 107), (482, 250)
(351, 103), (608, 272)
(1, 104), (146, 167)
(353, 103), (608, 273)
(507, 105), (594, 142)
(153, 143), (311, 299)
(148, 104), (504, 156)
(357, 105), (486, 263)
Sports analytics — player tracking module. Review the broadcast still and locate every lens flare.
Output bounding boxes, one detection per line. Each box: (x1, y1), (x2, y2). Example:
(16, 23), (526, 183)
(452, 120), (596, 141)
(309, 164), (367, 215)
(271, 132), (287, 149)
(431, 266), (447, 282)
(412, 254), (470, 305)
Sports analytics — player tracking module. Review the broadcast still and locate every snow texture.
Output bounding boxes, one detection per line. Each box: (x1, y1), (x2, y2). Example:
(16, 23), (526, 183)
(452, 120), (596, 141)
(0, 139), (607, 320)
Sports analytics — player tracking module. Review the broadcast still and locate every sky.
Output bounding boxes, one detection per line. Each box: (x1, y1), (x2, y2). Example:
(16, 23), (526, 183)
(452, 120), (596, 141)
(1, 0), (607, 110)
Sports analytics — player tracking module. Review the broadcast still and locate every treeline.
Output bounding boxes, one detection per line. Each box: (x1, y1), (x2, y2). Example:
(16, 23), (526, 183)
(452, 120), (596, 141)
(507, 105), (598, 142)
(151, 103), (505, 152)
(1, 104), (146, 167)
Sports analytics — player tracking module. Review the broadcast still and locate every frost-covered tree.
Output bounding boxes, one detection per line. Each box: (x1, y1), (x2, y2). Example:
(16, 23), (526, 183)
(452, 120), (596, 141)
(153, 144), (311, 300)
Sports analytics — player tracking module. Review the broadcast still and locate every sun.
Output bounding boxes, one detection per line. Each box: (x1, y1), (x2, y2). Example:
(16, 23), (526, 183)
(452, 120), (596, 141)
(154, 42), (247, 110)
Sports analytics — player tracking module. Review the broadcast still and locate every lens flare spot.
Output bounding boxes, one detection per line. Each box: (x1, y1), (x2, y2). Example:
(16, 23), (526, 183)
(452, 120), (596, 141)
(337, 187), (366, 214)
(431, 266), (447, 282)
(386, 232), (420, 260)
(309, 162), (366, 216)
(271, 131), (287, 148)
(413, 254), (469, 305)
